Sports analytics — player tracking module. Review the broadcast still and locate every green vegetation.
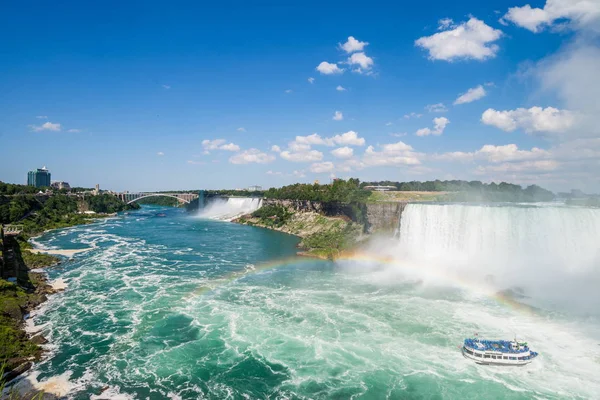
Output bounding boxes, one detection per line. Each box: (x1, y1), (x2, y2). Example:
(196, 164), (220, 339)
(367, 190), (448, 203)
(361, 180), (555, 202)
(251, 205), (294, 228)
(135, 196), (182, 207)
(264, 179), (370, 203)
(0, 279), (41, 364)
(87, 193), (140, 213)
(300, 222), (362, 259)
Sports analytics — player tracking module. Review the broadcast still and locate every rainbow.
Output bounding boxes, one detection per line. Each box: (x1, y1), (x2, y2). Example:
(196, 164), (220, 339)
(186, 251), (537, 315)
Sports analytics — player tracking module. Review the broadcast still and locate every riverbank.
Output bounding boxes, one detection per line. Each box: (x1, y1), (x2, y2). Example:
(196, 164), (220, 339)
(234, 204), (365, 259)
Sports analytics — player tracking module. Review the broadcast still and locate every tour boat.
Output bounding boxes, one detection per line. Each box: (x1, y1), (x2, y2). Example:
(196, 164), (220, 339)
(462, 338), (538, 366)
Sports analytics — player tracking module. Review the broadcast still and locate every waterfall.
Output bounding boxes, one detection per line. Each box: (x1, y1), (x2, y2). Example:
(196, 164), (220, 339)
(391, 203), (600, 313)
(196, 197), (263, 221)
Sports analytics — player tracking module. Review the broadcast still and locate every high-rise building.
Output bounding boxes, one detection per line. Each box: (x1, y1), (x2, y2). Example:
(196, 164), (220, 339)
(27, 167), (51, 188)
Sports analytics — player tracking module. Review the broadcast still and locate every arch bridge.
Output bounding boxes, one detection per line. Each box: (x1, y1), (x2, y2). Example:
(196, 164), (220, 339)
(118, 192), (199, 205)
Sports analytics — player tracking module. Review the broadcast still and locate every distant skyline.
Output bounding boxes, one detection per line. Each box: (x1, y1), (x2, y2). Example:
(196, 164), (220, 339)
(1, 0), (599, 192)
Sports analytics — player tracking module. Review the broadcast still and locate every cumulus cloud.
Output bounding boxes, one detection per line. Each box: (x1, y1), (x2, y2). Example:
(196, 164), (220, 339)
(415, 17), (503, 61)
(202, 139), (241, 152)
(416, 117), (450, 136)
(271, 145), (281, 153)
(220, 143), (241, 151)
(333, 111), (343, 121)
(501, 0), (600, 33)
(67, 128), (81, 133)
(29, 122), (61, 132)
(438, 18), (455, 30)
(340, 36), (369, 53)
(481, 107), (575, 134)
(454, 85), (487, 105)
(336, 85), (346, 91)
(285, 89), (293, 93)
(404, 112), (423, 119)
(310, 161), (335, 173)
(280, 149), (324, 162)
(162, 84), (171, 89)
(329, 130), (366, 146)
(316, 61), (344, 74)
(308, 77), (315, 84)
(331, 146), (354, 159)
(237, 127), (246, 132)
(363, 142), (422, 166)
(229, 149), (275, 164)
(425, 103), (448, 113)
(348, 52), (374, 71)
(157, 151), (164, 156)
(266, 170), (283, 176)
(434, 143), (551, 163)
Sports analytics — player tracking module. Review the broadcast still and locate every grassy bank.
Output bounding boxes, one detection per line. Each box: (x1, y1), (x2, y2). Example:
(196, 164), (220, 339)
(235, 205), (364, 259)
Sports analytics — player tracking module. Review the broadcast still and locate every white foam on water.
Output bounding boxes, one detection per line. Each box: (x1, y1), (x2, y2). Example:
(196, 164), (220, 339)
(196, 197), (262, 221)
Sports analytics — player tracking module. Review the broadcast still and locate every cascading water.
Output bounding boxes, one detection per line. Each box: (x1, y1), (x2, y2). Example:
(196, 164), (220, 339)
(390, 203), (600, 314)
(196, 197), (263, 221)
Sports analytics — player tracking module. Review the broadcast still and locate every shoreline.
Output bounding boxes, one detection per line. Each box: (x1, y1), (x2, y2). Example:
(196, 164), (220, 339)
(28, 248), (93, 258)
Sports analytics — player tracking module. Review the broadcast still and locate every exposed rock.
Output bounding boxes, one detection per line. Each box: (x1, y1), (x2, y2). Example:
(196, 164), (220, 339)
(30, 334), (48, 345)
(2, 360), (32, 382)
(364, 202), (407, 233)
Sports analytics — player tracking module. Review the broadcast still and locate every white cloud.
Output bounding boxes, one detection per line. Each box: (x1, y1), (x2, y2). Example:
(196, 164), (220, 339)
(333, 111), (343, 121)
(348, 52), (374, 71)
(331, 146), (354, 159)
(157, 151), (164, 156)
(363, 142), (422, 166)
(425, 103), (448, 113)
(308, 77), (315, 84)
(162, 84), (171, 89)
(310, 161), (335, 173)
(475, 160), (559, 174)
(415, 17), (503, 61)
(404, 112), (423, 119)
(285, 89), (293, 93)
(502, 0), (600, 33)
(202, 139), (241, 152)
(434, 144), (551, 163)
(29, 122), (61, 132)
(416, 117), (450, 136)
(229, 149), (275, 164)
(187, 160), (206, 165)
(294, 133), (328, 146)
(438, 18), (455, 30)
(67, 128), (81, 133)
(329, 130), (365, 146)
(340, 36), (369, 53)
(293, 170), (306, 178)
(35, 115), (48, 119)
(481, 107), (575, 134)
(316, 61), (344, 75)
(237, 127), (246, 132)
(220, 143), (241, 152)
(385, 122), (393, 126)
(390, 132), (407, 137)
(454, 85), (487, 105)
(271, 145), (281, 153)
(266, 170), (283, 176)
(280, 149), (324, 162)
(336, 85), (346, 91)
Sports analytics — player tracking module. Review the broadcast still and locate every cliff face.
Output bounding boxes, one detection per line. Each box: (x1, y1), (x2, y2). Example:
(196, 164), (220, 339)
(364, 202), (407, 234)
(261, 199), (407, 234)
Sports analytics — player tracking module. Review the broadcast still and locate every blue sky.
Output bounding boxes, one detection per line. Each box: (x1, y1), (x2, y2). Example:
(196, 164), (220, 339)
(1, 0), (599, 192)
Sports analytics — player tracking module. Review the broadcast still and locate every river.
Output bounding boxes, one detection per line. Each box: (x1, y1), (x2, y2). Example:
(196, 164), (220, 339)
(22, 204), (600, 399)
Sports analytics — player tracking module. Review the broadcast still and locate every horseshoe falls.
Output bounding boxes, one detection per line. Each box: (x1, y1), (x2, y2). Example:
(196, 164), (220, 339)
(22, 204), (600, 399)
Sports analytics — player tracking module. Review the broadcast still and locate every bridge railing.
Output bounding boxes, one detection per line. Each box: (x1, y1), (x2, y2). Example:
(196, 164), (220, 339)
(1, 224), (24, 236)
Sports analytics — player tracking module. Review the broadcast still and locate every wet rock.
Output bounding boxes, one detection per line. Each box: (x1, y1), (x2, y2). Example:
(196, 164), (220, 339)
(30, 334), (48, 345)
(2, 360), (32, 382)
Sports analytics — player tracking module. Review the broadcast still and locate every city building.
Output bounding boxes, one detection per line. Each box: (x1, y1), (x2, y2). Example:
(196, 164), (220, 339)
(93, 184), (100, 195)
(27, 167), (51, 188)
(247, 185), (262, 191)
(363, 185), (397, 191)
(51, 181), (71, 190)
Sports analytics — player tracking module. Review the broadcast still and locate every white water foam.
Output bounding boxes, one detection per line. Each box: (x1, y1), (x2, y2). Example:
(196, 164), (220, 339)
(196, 197), (262, 221)
(373, 203), (600, 315)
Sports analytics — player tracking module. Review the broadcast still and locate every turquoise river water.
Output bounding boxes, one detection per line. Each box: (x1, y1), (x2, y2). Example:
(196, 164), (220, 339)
(20, 204), (600, 399)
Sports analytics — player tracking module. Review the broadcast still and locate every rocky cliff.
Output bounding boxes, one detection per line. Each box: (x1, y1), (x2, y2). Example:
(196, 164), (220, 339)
(364, 202), (408, 234)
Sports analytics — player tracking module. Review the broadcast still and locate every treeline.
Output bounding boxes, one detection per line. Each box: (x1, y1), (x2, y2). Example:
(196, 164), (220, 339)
(0, 192), (137, 236)
(136, 196), (181, 207)
(203, 189), (265, 197)
(361, 180), (555, 202)
(264, 179), (370, 203)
